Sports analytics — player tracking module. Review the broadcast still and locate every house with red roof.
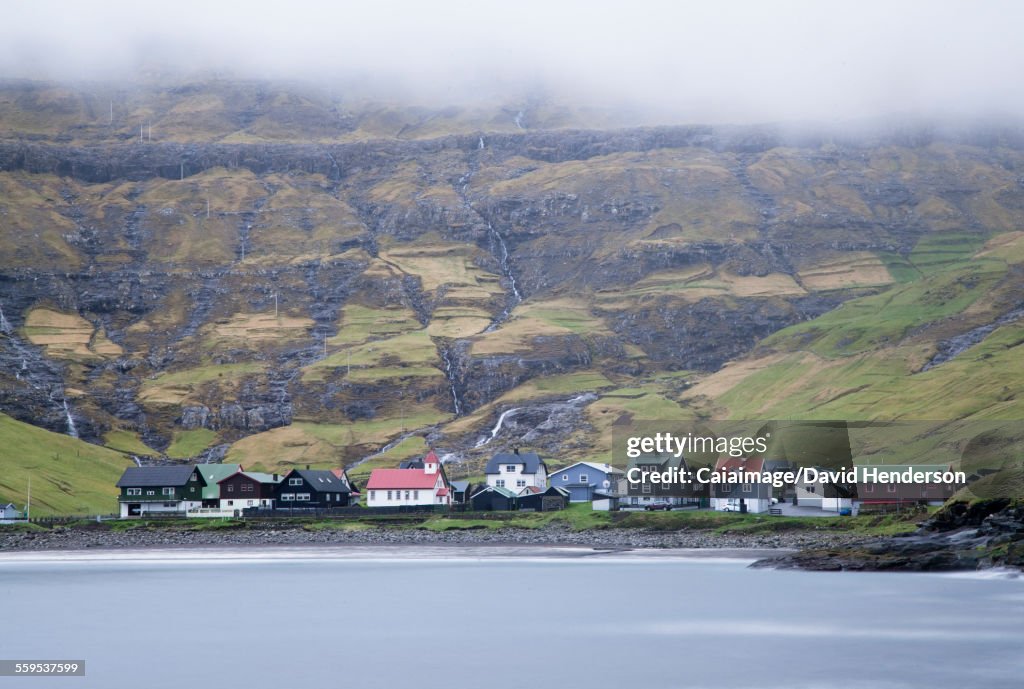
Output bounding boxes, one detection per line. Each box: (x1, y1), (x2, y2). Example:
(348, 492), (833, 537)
(365, 451), (451, 508)
(709, 456), (773, 514)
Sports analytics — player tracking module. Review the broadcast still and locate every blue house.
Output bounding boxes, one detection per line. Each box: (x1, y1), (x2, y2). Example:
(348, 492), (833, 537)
(547, 462), (624, 502)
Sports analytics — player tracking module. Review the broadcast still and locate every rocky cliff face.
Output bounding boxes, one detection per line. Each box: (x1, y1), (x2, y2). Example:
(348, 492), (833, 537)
(3, 80), (1024, 470)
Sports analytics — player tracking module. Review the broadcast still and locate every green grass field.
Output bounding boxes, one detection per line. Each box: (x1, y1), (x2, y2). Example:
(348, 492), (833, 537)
(0, 414), (133, 516)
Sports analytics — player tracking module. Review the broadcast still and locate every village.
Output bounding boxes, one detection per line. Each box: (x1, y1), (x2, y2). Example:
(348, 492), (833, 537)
(38, 449), (963, 523)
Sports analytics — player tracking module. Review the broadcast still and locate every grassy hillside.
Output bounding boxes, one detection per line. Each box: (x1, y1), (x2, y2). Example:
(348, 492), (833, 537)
(0, 414), (133, 516)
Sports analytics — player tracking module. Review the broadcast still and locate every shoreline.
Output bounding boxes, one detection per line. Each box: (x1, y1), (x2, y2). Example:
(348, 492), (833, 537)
(0, 521), (864, 554)
(0, 542), (789, 564)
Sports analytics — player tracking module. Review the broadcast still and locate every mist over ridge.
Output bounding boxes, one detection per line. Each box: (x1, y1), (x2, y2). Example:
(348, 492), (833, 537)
(3, 0), (1023, 126)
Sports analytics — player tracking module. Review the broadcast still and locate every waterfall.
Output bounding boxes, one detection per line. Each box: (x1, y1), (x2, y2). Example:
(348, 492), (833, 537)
(484, 223), (522, 332)
(441, 347), (463, 416)
(0, 303), (11, 334)
(478, 136), (485, 150)
(475, 407), (521, 448)
(514, 110), (525, 130)
(62, 399), (79, 439)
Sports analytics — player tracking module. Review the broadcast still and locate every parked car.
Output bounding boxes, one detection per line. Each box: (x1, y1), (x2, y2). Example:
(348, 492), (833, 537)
(644, 501), (673, 511)
(721, 502), (741, 512)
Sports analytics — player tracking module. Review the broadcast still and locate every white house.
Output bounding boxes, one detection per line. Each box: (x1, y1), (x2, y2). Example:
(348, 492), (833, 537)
(795, 467), (855, 512)
(365, 451), (451, 507)
(484, 450), (547, 492)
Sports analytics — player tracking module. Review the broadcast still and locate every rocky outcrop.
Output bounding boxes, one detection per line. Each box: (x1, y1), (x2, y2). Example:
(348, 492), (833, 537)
(752, 500), (1024, 572)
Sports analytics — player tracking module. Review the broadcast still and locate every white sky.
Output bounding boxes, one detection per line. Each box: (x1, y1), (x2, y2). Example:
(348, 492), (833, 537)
(2, 0), (1022, 123)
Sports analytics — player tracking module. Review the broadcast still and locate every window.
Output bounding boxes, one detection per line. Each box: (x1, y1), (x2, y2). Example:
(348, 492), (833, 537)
(227, 500), (234, 506)
(516, 480), (525, 488)
(579, 474), (589, 484)
(146, 490), (155, 496)
(642, 483), (651, 494)
(296, 494), (310, 501)
(227, 484), (234, 493)
(127, 488), (141, 496)
(387, 491), (393, 500)
(241, 483), (253, 493)
(247, 500), (255, 507)
(289, 478), (303, 486)
(405, 491), (410, 500)
(281, 493), (295, 501)
(561, 474), (568, 482)
(506, 465), (517, 473)
(370, 491), (376, 500)
(742, 484), (752, 493)
(865, 484), (874, 493)
(414, 491), (419, 500)
(887, 484), (897, 493)
(496, 479), (505, 488)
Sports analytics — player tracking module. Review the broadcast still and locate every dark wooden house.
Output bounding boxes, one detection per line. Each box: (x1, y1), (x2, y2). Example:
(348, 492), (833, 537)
(116, 465), (206, 517)
(517, 485), (569, 512)
(470, 486), (518, 511)
(272, 468), (353, 508)
(218, 471), (283, 512)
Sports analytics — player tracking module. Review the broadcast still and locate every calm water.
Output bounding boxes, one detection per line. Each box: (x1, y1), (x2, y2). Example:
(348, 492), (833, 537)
(1, 547), (1023, 689)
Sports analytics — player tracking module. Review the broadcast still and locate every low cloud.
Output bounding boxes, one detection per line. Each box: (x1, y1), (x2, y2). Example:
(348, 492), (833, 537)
(2, 0), (1022, 123)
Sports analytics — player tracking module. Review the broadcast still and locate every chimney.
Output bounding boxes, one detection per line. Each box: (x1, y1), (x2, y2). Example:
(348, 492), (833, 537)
(273, 474), (279, 481)
(306, 464), (310, 470)
(514, 447), (519, 455)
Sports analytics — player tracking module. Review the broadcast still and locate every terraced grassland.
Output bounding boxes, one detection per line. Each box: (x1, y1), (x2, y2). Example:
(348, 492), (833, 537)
(469, 298), (610, 355)
(165, 428), (220, 459)
(139, 363), (265, 406)
(226, 410), (449, 477)
(22, 308), (121, 361)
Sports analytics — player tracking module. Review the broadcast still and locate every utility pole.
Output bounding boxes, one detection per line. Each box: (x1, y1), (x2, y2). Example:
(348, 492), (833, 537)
(347, 347), (351, 375)
(140, 124), (144, 142)
(323, 335), (327, 359)
(206, 198), (210, 219)
(26, 477), (30, 522)
(274, 292), (278, 318)
(180, 163), (184, 180)
(148, 122), (152, 141)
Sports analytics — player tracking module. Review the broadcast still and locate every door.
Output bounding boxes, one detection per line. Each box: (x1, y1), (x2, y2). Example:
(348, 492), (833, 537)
(739, 499), (747, 514)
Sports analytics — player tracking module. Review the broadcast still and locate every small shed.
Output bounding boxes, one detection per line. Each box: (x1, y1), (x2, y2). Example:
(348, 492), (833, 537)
(591, 491), (619, 512)
(517, 486), (569, 512)
(451, 480), (471, 504)
(470, 486), (518, 511)
(0, 503), (24, 521)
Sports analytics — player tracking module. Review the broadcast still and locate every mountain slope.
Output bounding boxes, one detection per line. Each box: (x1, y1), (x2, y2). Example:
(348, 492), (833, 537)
(1, 78), (1023, 501)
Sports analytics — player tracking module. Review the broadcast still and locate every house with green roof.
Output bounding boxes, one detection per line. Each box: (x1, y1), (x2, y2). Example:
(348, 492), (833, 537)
(194, 464), (242, 507)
